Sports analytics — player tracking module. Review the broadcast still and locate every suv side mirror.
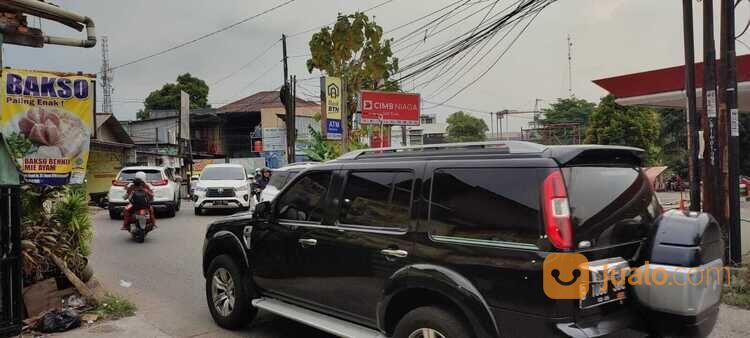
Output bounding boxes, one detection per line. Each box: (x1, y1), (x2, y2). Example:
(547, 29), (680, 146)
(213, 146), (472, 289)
(253, 201), (272, 219)
(247, 174), (254, 180)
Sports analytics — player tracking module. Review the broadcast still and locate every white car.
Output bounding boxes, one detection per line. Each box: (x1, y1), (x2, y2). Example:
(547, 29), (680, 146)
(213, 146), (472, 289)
(107, 166), (181, 219)
(258, 162), (318, 204)
(192, 164), (253, 215)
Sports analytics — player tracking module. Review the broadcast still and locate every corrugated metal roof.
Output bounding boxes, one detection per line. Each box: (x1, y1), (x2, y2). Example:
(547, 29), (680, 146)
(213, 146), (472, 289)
(217, 91), (319, 114)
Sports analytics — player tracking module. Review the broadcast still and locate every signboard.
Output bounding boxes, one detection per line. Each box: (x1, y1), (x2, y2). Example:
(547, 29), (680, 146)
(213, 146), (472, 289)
(262, 128), (286, 152)
(0, 68), (94, 185)
(325, 76), (342, 139)
(360, 90), (420, 126)
(180, 90), (190, 140)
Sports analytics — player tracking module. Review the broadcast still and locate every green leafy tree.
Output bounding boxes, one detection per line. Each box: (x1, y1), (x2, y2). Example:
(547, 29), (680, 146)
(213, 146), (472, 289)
(541, 96), (596, 127)
(446, 111), (488, 142)
(141, 73), (209, 119)
(584, 95), (662, 165)
(307, 12), (399, 138)
(658, 108), (688, 177)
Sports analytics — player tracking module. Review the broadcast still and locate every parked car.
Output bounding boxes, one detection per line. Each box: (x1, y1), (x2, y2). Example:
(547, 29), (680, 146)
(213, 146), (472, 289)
(193, 164), (253, 215)
(108, 166), (181, 219)
(258, 162), (318, 204)
(201, 142), (722, 338)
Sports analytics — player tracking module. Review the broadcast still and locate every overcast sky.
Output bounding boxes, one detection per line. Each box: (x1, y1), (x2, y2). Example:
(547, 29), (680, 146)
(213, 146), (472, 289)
(4, 0), (743, 132)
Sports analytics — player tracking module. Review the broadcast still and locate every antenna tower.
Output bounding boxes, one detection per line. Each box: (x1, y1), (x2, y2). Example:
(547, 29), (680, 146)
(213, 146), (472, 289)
(101, 36), (114, 113)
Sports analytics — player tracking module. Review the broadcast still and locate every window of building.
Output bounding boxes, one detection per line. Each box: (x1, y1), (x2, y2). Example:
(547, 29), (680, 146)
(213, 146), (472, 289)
(429, 168), (542, 245)
(339, 171), (413, 228)
(276, 172), (331, 222)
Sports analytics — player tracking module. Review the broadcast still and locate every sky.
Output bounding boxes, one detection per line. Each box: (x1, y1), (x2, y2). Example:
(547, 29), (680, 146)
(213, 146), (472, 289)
(4, 0), (745, 133)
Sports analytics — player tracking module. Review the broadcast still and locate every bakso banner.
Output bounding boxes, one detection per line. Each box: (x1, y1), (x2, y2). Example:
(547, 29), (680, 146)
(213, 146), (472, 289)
(0, 68), (94, 185)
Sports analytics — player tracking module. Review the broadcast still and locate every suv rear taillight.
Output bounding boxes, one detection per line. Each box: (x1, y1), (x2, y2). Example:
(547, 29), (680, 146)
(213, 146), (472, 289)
(151, 179), (168, 186)
(112, 179), (128, 187)
(542, 170), (573, 250)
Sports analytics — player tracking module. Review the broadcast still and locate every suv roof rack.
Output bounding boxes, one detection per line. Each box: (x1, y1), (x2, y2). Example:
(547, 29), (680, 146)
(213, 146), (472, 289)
(338, 141), (547, 160)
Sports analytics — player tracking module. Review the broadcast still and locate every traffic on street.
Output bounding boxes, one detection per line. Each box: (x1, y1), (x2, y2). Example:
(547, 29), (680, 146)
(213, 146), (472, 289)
(2, 1), (750, 338)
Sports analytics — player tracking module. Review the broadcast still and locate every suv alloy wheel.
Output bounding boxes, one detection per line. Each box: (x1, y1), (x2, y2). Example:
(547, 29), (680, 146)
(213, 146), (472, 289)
(394, 306), (472, 338)
(205, 255), (256, 329)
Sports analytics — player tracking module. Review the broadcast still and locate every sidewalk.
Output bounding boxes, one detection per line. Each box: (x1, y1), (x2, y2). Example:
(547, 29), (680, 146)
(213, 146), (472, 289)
(48, 315), (169, 338)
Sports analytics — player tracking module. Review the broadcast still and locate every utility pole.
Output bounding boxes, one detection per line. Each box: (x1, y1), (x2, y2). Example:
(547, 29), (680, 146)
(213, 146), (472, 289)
(290, 75), (296, 162)
(682, 0), (701, 211)
(720, 0), (742, 264)
(281, 33), (294, 164)
(341, 75), (349, 153)
(702, 0), (721, 219)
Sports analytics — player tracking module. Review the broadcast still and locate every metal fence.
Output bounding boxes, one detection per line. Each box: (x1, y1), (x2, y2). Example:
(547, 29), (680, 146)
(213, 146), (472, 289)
(0, 185), (22, 337)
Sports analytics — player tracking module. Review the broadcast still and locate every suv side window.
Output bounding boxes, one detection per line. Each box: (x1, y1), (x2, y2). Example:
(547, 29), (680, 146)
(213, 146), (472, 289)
(339, 171), (413, 228)
(429, 168), (541, 245)
(275, 171), (332, 223)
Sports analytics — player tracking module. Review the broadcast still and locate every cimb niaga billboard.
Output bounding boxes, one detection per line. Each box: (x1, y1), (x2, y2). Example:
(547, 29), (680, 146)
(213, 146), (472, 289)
(360, 90), (420, 126)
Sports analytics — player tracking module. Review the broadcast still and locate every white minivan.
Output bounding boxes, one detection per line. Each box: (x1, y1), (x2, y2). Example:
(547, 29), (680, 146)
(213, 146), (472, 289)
(192, 164), (253, 215)
(107, 166), (181, 219)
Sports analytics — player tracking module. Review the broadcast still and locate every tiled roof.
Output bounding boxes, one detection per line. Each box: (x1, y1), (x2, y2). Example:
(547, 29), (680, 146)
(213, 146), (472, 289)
(217, 90), (319, 114)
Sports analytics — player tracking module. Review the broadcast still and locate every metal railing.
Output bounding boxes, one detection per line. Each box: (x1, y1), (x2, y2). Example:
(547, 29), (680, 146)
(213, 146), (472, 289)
(337, 140), (547, 160)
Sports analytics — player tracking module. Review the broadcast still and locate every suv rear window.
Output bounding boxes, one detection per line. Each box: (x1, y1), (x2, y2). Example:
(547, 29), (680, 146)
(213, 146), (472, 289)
(118, 170), (162, 181)
(429, 168), (542, 245)
(562, 166), (660, 246)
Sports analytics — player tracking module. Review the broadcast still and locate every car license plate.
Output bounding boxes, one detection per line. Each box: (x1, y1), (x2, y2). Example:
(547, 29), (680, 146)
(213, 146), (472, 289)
(214, 201), (227, 206)
(579, 258), (629, 309)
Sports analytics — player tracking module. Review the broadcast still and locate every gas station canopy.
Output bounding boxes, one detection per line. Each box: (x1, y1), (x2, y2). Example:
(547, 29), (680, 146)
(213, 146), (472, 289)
(594, 54), (750, 110)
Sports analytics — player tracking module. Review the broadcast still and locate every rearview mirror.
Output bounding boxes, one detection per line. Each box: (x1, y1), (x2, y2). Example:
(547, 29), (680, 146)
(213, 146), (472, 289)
(253, 201), (272, 219)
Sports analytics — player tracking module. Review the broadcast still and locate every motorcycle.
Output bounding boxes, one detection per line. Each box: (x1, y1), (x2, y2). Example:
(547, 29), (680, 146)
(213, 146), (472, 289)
(124, 189), (155, 243)
(127, 207), (154, 243)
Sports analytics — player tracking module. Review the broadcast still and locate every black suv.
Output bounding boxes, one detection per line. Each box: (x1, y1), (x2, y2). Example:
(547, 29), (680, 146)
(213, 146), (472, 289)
(202, 142), (723, 338)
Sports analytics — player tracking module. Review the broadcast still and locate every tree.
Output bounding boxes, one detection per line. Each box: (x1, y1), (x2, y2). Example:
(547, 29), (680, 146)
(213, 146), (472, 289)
(540, 96), (596, 127)
(307, 12), (399, 124)
(141, 73), (209, 119)
(658, 108), (688, 177)
(584, 95), (662, 164)
(446, 111), (488, 142)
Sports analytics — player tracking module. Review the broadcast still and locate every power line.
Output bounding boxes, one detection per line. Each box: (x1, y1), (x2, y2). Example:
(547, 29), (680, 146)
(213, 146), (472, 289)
(211, 39), (281, 86)
(110, 0), (297, 71)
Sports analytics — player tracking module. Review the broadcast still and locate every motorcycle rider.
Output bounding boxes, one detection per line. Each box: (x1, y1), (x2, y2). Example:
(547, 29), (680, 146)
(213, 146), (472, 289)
(252, 168), (271, 202)
(121, 171), (156, 231)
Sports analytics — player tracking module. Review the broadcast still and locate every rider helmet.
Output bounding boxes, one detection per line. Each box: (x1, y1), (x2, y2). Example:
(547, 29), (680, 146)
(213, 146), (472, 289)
(134, 171), (147, 183)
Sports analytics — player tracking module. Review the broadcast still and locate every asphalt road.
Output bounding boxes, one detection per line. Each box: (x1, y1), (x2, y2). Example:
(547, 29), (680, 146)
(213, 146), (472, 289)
(89, 201), (334, 338)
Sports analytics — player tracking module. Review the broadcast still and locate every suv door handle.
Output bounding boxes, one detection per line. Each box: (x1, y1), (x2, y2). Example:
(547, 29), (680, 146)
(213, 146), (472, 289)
(298, 238), (317, 247)
(380, 249), (408, 258)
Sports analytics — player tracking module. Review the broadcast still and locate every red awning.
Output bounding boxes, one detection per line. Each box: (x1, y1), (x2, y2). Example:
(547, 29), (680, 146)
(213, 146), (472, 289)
(593, 54), (750, 110)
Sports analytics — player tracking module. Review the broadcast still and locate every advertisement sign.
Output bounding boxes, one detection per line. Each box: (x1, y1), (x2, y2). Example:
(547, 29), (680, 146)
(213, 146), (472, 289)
(360, 90), (420, 126)
(325, 76), (342, 139)
(262, 128), (286, 152)
(1, 68), (94, 185)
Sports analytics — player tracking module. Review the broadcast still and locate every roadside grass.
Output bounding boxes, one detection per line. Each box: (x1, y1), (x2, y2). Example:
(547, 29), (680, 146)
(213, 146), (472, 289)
(722, 261), (750, 309)
(87, 294), (137, 320)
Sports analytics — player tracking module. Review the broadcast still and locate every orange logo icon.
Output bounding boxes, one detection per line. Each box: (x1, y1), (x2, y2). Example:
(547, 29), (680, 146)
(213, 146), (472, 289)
(543, 253), (589, 299)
